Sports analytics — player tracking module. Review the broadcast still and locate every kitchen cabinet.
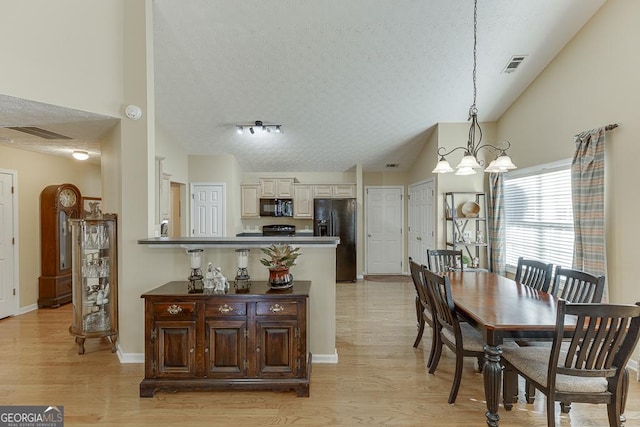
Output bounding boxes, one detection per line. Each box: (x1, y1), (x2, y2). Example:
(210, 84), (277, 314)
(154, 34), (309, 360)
(69, 215), (118, 354)
(140, 281), (310, 398)
(241, 184), (260, 218)
(293, 185), (313, 218)
(260, 178), (294, 198)
(313, 184), (356, 198)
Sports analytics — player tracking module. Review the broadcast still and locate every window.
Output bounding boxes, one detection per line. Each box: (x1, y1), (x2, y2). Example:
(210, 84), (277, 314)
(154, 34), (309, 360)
(504, 159), (574, 270)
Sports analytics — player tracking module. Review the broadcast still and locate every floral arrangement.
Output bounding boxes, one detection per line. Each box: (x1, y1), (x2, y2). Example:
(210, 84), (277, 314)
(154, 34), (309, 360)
(259, 244), (301, 270)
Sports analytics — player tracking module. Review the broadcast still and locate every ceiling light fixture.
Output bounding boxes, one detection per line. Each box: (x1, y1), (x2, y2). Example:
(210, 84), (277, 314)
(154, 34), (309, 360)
(432, 0), (516, 175)
(72, 150), (89, 161)
(236, 120), (282, 135)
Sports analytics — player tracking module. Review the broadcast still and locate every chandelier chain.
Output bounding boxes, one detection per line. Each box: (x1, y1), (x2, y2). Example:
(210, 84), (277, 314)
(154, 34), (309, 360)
(472, 0), (477, 112)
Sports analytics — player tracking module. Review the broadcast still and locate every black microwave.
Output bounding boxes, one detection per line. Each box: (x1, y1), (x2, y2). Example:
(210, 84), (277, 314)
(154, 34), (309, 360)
(260, 198), (293, 217)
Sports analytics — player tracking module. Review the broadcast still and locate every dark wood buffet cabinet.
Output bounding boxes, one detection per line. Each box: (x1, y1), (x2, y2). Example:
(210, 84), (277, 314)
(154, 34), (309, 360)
(140, 281), (311, 398)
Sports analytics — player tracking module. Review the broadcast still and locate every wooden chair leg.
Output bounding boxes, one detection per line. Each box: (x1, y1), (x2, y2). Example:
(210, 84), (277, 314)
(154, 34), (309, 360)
(413, 316), (425, 348)
(428, 333), (443, 374)
(448, 351), (464, 404)
(620, 368), (629, 425)
(502, 364), (518, 411)
(426, 323), (438, 368)
(546, 392), (557, 427)
(525, 380), (536, 404)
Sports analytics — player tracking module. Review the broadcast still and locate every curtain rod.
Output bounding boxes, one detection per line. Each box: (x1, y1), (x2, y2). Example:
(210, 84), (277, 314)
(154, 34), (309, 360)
(605, 123), (619, 131)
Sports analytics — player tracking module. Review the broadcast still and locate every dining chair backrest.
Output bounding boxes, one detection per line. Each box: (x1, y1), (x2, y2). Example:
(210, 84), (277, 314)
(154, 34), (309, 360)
(514, 257), (553, 292)
(426, 249), (463, 273)
(549, 300), (640, 397)
(549, 266), (605, 303)
(422, 268), (459, 339)
(409, 258), (429, 310)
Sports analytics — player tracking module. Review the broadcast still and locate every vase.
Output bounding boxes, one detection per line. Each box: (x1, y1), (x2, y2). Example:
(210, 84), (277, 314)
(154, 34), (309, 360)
(268, 267), (293, 289)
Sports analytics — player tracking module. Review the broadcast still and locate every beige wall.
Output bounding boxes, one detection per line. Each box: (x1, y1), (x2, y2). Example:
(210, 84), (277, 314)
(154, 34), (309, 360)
(496, 0), (639, 306)
(0, 145), (101, 307)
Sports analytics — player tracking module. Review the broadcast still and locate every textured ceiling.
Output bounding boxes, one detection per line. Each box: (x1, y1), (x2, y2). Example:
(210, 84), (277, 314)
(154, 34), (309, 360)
(1, 0), (606, 171)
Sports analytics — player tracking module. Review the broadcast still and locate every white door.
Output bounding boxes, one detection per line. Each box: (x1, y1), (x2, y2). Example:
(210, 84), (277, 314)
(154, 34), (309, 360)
(0, 171), (16, 319)
(191, 183), (225, 237)
(365, 187), (404, 274)
(408, 180), (435, 266)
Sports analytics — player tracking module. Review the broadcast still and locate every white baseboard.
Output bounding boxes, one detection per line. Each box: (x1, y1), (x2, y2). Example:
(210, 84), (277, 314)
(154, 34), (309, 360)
(19, 304), (38, 315)
(118, 350), (144, 364)
(311, 349), (338, 364)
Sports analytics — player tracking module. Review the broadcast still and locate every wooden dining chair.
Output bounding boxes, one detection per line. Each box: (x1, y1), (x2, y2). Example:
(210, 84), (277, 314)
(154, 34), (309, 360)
(408, 259), (438, 368)
(514, 257), (553, 292)
(426, 249), (463, 273)
(549, 266), (605, 303)
(523, 266), (606, 409)
(502, 299), (640, 427)
(421, 267), (484, 404)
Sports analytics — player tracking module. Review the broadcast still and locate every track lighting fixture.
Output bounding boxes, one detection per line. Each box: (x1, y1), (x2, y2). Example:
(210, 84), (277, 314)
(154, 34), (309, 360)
(235, 120), (282, 135)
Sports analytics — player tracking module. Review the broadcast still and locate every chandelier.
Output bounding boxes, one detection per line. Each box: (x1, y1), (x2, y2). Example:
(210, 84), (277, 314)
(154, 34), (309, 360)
(432, 0), (516, 175)
(236, 120), (282, 135)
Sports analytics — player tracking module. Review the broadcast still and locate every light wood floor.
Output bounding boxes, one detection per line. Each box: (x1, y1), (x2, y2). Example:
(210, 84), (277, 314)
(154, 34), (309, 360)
(2, 279), (640, 426)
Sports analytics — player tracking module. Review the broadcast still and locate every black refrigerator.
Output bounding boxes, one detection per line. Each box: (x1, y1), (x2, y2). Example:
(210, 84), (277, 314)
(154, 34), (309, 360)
(313, 198), (357, 282)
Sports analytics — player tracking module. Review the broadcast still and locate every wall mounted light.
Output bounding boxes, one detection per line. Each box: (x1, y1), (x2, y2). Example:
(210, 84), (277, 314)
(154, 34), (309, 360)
(72, 150), (89, 160)
(236, 120), (282, 135)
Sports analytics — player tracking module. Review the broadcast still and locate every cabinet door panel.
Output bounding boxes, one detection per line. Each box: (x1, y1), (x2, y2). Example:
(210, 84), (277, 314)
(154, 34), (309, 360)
(255, 319), (297, 377)
(155, 320), (197, 377)
(206, 319), (247, 377)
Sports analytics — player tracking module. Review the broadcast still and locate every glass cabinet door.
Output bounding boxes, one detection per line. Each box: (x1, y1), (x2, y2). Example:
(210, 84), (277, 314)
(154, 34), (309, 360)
(69, 215), (118, 355)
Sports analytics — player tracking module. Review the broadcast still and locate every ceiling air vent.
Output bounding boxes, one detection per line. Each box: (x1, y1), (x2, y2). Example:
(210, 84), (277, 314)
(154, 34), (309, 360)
(502, 55), (527, 74)
(6, 126), (72, 139)
(386, 163), (399, 168)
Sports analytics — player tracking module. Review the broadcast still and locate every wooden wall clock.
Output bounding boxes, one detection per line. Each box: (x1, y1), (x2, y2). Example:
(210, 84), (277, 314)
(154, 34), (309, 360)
(38, 183), (82, 308)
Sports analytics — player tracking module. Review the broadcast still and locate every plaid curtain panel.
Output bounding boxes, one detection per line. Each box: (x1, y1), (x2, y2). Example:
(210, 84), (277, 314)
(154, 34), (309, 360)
(488, 172), (506, 275)
(572, 127), (608, 301)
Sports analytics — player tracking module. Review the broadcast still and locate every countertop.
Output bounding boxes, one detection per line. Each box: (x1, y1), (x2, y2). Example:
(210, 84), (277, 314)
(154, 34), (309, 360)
(138, 235), (339, 249)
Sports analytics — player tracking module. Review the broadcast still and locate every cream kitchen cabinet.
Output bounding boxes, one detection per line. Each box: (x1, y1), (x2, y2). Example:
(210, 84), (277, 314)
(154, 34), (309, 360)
(293, 185), (313, 218)
(260, 178), (294, 198)
(313, 184), (356, 198)
(241, 184), (260, 218)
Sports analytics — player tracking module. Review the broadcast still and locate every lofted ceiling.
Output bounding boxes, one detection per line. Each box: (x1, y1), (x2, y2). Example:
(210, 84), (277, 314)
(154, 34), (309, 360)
(0, 0), (606, 171)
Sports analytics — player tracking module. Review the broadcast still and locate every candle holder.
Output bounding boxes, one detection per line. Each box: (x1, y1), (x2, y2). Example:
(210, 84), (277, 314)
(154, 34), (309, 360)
(187, 248), (204, 293)
(234, 248), (251, 293)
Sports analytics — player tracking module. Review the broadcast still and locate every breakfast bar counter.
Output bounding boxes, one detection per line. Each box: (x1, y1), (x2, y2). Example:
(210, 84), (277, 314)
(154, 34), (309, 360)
(137, 235), (340, 363)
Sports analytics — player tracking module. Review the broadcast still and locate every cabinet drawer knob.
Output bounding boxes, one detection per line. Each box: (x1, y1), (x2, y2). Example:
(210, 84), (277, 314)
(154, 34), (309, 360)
(218, 304), (234, 314)
(269, 304), (285, 313)
(167, 304), (183, 315)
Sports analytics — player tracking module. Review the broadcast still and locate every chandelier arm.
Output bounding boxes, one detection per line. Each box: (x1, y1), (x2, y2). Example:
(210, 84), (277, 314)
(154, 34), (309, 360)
(436, 145), (472, 158)
(472, 140), (513, 157)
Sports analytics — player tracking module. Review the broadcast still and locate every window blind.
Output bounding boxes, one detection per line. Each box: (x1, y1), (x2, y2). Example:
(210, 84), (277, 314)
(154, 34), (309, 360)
(504, 164), (574, 269)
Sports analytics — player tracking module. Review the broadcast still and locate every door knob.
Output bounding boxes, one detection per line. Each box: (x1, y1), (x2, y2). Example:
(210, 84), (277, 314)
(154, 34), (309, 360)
(417, 236), (422, 241)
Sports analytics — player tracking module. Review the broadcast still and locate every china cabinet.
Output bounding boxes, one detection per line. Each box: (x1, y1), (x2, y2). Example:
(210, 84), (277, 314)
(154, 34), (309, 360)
(38, 183), (82, 308)
(444, 192), (490, 270)
(140, 281), (310, 398)
(68, 214), (118, 354)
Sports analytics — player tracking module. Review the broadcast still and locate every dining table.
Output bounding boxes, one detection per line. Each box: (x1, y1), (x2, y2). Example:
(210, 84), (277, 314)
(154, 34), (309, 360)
(443, 270), (564, 427)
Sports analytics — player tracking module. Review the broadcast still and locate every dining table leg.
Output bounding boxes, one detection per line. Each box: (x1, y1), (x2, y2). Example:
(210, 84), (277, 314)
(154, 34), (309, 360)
(483, 343), (503, 427)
